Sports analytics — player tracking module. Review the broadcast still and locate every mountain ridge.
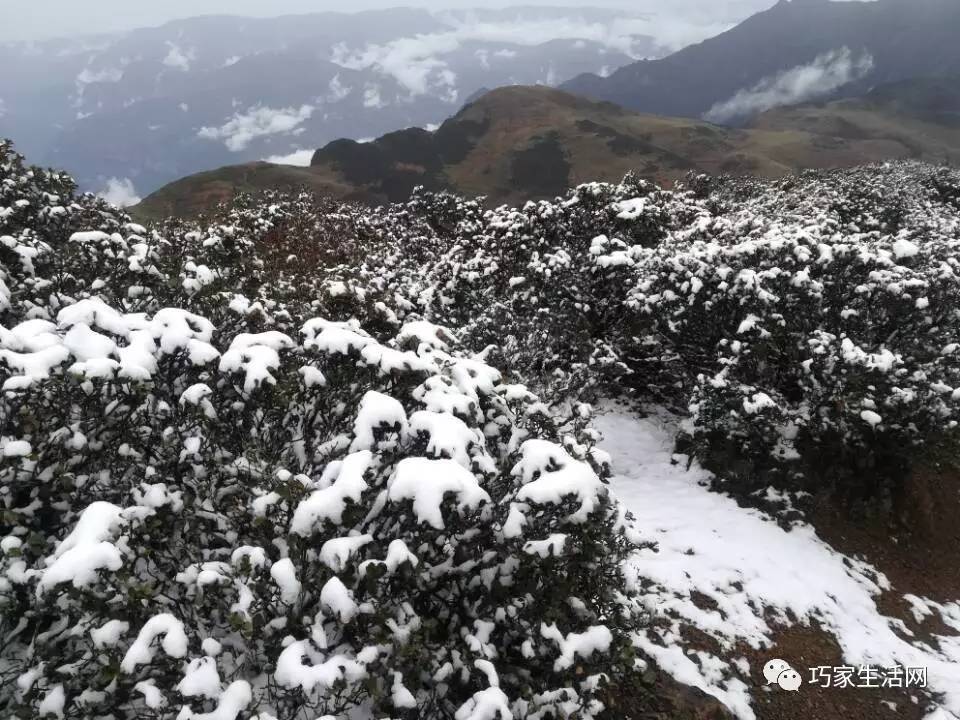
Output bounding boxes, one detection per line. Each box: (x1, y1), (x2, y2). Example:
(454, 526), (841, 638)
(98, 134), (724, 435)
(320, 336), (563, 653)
(0, 7), (668, 195)
(561, 0), (960, 120)
(133, 78), (960, 220)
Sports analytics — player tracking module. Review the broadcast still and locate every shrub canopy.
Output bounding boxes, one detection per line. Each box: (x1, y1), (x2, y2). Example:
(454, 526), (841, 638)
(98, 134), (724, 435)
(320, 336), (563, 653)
(3, 139), (960, 719)
(0, 142), (640, 720)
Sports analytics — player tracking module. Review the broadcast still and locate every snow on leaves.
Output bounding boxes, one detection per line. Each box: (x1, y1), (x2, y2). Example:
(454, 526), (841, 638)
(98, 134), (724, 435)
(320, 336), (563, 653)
(0, 140), (634, 720)
(4, 136), (960, 720)
(388, 457), (491, 529)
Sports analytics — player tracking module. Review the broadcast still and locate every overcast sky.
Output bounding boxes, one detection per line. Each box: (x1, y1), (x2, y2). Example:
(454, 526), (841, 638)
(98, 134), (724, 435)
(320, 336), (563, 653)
(1, 1), (779, 43)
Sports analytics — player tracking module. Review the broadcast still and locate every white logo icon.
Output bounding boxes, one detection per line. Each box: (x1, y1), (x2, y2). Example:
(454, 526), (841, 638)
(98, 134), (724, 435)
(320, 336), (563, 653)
(763, 659), (803, 692)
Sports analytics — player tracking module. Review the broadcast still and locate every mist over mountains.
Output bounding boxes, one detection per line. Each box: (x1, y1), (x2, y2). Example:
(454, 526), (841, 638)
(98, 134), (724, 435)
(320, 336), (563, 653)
(4, 0), (960, 208)
(563, 0), (960, 121)
(0, 6), (745, 198)
(132, 77), (960, 219)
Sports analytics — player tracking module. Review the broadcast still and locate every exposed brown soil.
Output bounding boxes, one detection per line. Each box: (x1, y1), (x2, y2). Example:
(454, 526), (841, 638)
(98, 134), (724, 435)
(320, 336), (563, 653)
(840, 470), (955, 593)
(808, 463), (960, 615)
(600, 672), (735, 720)
(604, 464), (959, 720)
(748, 464), (960, 720)
(602, 624), (933, 720)
(740, 625), (929, 720)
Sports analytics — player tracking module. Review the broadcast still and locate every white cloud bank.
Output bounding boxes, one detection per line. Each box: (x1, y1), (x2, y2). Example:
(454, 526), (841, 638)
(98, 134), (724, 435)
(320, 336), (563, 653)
(97, 177), (141, 207)
(330, 14), (730, 100)
(264, 148), (315, 166)
(704, 47), (875, 124)
(198, 104), (314, 152)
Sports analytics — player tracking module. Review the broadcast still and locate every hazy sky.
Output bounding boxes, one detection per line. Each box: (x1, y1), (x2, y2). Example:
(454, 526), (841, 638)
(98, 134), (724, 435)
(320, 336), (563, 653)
(1, 1), (776, 43)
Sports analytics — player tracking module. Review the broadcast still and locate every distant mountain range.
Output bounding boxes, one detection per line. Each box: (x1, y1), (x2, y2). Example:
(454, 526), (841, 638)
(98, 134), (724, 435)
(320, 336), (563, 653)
(1, 6), (740, 197)
(133, 77), (960, 219)
(562, 0), (960, 121)
(8, 0), (960, 213)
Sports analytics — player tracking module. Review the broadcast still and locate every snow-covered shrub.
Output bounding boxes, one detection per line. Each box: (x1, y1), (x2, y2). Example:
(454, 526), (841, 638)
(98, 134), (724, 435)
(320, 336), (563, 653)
(6, 135), (959, 719)
(1, 143), (642, 720)
(271, 178), (708, 403)
(928, 166), (960, 215)
(621, 165), (960, 503)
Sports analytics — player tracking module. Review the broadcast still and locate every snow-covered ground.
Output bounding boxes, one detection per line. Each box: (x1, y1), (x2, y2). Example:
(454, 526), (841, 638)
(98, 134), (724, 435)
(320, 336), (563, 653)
(594, 406), (960, 720)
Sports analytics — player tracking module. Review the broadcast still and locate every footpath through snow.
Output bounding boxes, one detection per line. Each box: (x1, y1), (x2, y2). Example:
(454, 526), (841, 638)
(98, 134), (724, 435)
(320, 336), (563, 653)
(594, 405), (960, 720)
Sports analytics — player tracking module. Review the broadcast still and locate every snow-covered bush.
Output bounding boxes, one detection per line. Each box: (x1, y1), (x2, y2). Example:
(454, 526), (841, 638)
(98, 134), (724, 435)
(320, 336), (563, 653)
(291, 178), (706, 403)
(619, 165), (960, 502)
(1, 142), (642, 720)
(5, 135), (960, 718)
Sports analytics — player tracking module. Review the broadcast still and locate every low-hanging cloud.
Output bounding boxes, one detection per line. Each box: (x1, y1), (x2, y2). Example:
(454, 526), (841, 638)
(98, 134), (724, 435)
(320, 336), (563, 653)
(704, 47), (875, 124)
(198, 104), (314, 152)
(76, 67), (123, 85)
(264, 148), (315, 166)
(331, 14), (733, 100)
(162, 42), (194, 72)
(97, 177), (141, 207)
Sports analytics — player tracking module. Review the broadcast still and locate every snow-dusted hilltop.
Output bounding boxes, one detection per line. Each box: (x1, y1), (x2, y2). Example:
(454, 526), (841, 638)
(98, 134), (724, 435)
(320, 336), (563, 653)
(2, 141), (960, 720)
